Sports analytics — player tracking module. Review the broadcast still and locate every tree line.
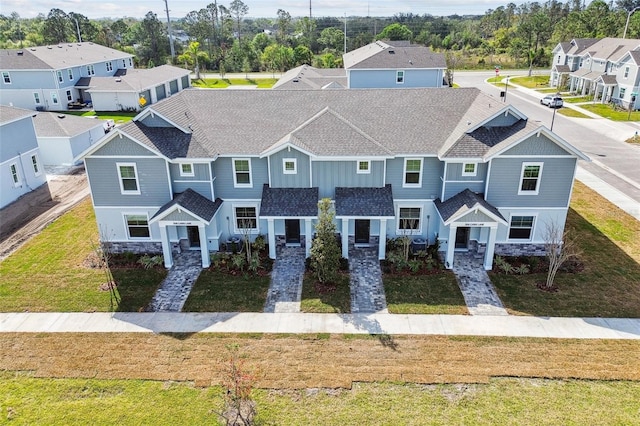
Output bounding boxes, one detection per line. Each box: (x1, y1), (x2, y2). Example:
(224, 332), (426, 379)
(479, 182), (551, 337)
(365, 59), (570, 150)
(1, 0), (638, 74)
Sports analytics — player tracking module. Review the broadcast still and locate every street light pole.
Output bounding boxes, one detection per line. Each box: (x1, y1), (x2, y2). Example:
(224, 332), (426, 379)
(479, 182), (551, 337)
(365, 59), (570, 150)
(503, 75), (509, 102)
(550, 106), (557, 132)
(623, 6), (640, 39)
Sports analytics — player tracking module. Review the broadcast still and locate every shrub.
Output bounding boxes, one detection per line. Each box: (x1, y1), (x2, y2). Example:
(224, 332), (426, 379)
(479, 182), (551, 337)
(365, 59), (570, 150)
(514, 264), (530, 275)
(494, 255), (514, 274)
(252, 235), (266, 253)
(247, 252), (261, 273)
(231, 253), (247, 271)
(137, 254), (163, 269)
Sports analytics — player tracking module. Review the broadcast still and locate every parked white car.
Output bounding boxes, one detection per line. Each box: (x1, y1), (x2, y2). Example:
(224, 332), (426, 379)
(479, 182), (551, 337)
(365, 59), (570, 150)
(540, 95), (563, 108)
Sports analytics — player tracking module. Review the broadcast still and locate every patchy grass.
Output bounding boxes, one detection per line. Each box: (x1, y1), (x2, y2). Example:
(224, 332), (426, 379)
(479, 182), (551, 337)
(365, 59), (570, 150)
(579, 103), (640, 121)
(2, 373), (640, 425)
(563, 95), (593, 103)
(62, 110), (136, 123)
(509, 75), (549, 88)
(182, 269), (270, 312)
(491, 181), (640, 317)
(486, 76), (516, 88)
(0, 199), (165, 312)
(191, 78), (277, 89)
(300, 272), (351, 313)
(626, 134), (640, 144)
(384, 272), (468, 314)
(558, 108), (592, 118)
(536, 87), (561, 93)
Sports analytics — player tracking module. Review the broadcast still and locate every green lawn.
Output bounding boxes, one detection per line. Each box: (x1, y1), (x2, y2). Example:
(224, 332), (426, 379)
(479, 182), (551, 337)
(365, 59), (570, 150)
(491, 182), (640, 317)
(563, 95), (593, 103)
(0, 199), (165, 312)
(191, 78), (277, 89)
(579, 103), (640, 121)
(62, 110), (136, 123)
(2, 374), (639, 425)
(182, 269), (271, 312)
(558, 108), (592, 118)
(509, 75), (549, 88)
(300, 272), (351, 313)
(384, 272), (468, 314)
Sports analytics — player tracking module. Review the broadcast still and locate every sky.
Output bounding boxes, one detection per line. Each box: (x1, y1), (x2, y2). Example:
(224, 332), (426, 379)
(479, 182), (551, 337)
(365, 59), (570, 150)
(2, 0), (511, 20)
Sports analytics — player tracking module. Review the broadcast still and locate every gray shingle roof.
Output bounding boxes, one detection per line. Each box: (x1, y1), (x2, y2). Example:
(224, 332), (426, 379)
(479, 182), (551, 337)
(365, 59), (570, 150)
(442, 119), (536, 159)
(596, 74), (618, 85)
(345, 42), (446, 70)
(0, 105), (34, 125)
(435, 189), (505, 223)
(0, 42), (132, 70)
(629, 50), (640, 64)
(125, 87), (498, 159)
(335, 185), (395, 217)
(152, 189), (222, 222)
(118, 121), (211, 159)
(33, 112), (104, 137)
(259, 185), (319, 217)
(273, 65), (347, 90)
(85, 65), (189, 92)
(553, 65), (571, 73)
(580, 38), (640, 62)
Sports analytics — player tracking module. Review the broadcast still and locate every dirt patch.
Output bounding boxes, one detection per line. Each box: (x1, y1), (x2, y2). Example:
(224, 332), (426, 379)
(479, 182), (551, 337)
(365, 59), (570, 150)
(0, 167), (89, 260)
(1, 334), (638, 389)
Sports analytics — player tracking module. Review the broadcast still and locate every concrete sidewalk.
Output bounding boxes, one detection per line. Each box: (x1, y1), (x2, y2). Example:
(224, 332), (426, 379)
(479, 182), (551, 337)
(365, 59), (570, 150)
(1, 312), (638, 339)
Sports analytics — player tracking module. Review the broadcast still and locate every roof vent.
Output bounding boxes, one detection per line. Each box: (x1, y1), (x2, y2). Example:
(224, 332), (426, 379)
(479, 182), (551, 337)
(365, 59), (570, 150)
(30, 48), (36, 51)
(47, 46), (52, 49)
(57, 114), (66, 119)
(115, 78), (122, 82)
(409, 60), (413, 65)
(17, 50), (23, 56)
(58, 45), (63, 48)
(293, 78), (299, 83)
(388, 50), (395, 54)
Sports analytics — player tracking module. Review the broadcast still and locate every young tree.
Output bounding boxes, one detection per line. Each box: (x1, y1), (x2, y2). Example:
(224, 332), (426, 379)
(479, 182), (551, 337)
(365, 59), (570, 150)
(276, 9), (292, 45)
(42, 8), (73, 44)
(543, 221), (578, 289)
(229, 0), (248, 42)
(317, 27), (344, 51)
(376, 23), (413, 41)
(310, 198), (341, 284)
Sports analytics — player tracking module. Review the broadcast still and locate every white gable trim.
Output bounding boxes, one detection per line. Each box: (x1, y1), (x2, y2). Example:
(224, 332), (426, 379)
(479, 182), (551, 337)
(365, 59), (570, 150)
(466, 105), (527, 133)
(75, 128), (169, 161)
(443, 203), (508, 226)
(149, 204), (212, 225)
(134, 108), (191, 134)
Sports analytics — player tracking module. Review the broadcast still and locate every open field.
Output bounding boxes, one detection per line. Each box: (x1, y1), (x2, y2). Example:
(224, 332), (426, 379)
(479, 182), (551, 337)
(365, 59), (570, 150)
(2, 373), (639, 425)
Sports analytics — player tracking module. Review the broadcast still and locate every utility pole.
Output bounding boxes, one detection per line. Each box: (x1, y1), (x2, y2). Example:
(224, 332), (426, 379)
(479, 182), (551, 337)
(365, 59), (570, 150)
(163, 0), (176, 60)
(74, 18), (82, 42)
(623, 6), (640, 39)
(344, 13), (347, 54)
(310, 0), (312, 19)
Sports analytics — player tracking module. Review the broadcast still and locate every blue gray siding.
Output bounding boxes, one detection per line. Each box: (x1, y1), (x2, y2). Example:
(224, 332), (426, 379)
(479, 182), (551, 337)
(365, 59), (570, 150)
(486, 157), (576, 207)
(86, 157), (171, 206)
(169, 162), (210, 181)
(312, 160), (384, 199)
(484, 113), (520, 127)
(349, 69), (443, 88)
(502, 134), (572, 156)
(213, 157), (268, 199)
(444, 182), (486, 200)
(386, 157), (442, 200)
(92, 135), (158, 156)
(269, 147), (311, 188)
(172, 181), (212, 198)
(0, 117), (38, 162)
(445, 162), (488, 181)
(139, 114), (177, 127)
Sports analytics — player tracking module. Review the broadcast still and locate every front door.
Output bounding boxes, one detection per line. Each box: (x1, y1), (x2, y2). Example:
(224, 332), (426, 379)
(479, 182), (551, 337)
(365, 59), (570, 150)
(285, 219), (300, 244)
(355, 219), (370, 245)
(187, 226), (200, 248)
(455, 227), (470, 249)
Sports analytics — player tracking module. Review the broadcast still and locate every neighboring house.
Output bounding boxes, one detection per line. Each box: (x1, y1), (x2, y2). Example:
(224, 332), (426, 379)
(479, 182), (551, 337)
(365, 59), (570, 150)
(272, 65), (347, 90)
(0, 42), (134, 111)
(0, 105), (47, 208)
(550, 37), (640, 110)
(83, 65), (191, 111)
(79, 89), (588, 272)
(33, 112), (106, 166)
(343, 40), (447, 88)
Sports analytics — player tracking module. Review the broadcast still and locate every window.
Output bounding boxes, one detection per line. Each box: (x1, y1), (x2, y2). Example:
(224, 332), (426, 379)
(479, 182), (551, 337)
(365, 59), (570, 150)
(125, 214), (150, 238)
(624, 66), (629, 78)
(509, 215), (534, 240)
(31, 154), (41, 176)
(117, 163), (140, 194)
(123, 59), (127, 67)
(396, 70), (405, 84)
(57, 70), (63, 83)
(235, 207), (257, 231)
(233, 158), (251, 187)
(87, 64), (95, 76)
(51, 93), (59, 104)
(556, 55), (561, 64)
(2, 71), (10, 84)
(106, 61), (113, 72)
(180, 163), (194, 177)
(357, 160), (370, 174)
(518, 162), (543, 195)
(9, 163), (20, 186)
(129, 58), (133, 67)
(620, 88), (626, 99)
(283, 158), (297, 174)
(66, 90), (73, 101)
(398, 207), (421, 232)
(68, 69), (73, 80)
(33, 93), (41, 105)
(403, 158), (422, 187)
(462, 163), (476, 177)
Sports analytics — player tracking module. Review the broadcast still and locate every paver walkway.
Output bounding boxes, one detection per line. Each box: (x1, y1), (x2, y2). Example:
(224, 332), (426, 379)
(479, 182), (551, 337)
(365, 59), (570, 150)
(349, 247), (388, 313)
(452, 252), (508, 316)
(264, 247), (305, 313)
(146, 251), (202, 312)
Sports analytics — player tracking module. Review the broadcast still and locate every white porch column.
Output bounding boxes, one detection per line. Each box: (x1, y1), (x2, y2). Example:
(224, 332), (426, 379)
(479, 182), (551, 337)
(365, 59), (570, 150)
(378, 219), (387, 260)
(159, 224), (173, 268)
(446, 225), (457, 269)
(267, 219), (276, 259)
(341, 218), (349, 259)
(198, 224), (209, 268)
(305, 218), (312, 258)
(484, 225), (498, 270)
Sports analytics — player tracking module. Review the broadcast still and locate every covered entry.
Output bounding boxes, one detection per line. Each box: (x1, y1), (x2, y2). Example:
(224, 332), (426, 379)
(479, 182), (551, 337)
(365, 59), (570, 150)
(435, 189), (507, 270)
(150, 189), (223, 268)
(259, 185), (319, 259)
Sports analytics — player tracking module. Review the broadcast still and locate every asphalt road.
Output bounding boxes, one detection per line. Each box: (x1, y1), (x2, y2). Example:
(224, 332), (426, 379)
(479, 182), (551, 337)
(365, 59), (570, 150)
(455, 70), (640, 204)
